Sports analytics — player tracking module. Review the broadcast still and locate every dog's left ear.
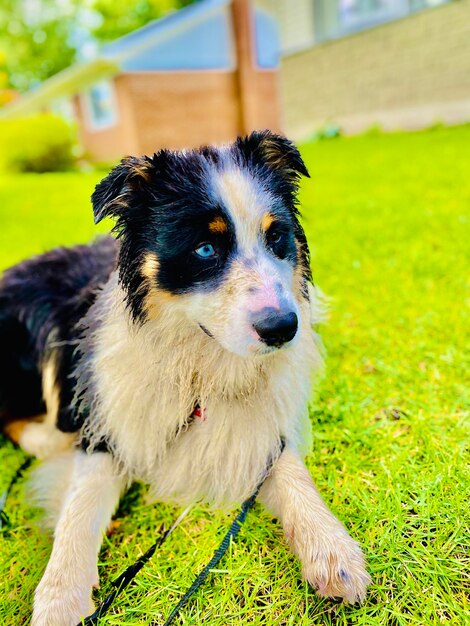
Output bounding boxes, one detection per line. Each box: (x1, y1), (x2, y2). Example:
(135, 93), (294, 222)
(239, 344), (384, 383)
(237, 130), (310, 182)
(92, 156), (155, 224)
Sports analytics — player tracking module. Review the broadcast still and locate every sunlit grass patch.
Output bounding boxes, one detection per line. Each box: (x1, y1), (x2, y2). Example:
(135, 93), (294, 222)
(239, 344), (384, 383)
(0, 125), (469, 624)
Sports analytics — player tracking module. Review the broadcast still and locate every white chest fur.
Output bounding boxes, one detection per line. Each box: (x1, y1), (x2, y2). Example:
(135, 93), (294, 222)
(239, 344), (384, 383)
(79, 278), (323, 507)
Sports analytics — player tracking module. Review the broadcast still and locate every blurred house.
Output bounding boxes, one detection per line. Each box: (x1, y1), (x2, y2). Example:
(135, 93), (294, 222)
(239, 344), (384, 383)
(2, 0), (281, 160)
(266, 0), (470, 137)
(3, 0), (470, 156)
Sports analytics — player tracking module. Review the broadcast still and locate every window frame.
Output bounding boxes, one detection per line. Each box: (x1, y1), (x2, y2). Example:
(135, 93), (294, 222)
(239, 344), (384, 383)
(82, 80), (119, 133)
(280, 0), (453, 55)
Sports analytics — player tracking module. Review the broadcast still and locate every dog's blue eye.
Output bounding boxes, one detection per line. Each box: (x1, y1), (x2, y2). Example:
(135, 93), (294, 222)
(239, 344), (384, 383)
(195, 243), (216, 258)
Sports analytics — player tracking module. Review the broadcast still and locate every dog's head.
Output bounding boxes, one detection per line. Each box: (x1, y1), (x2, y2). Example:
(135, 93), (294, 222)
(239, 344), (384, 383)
(92, 131), (311, 357)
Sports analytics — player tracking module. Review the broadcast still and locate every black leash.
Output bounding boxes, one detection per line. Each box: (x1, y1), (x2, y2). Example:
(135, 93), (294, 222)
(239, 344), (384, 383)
(80, 483), (261, 626)
(1, 442), (284, 625)
(0, 454), (34, 529)
(82, 441), (284, 625)
(157, 480), (263, 626)
(80, 524), (175, 625)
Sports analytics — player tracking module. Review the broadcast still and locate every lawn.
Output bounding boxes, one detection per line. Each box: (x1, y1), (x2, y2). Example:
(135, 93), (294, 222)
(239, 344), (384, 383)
(0, 125), (468, 625)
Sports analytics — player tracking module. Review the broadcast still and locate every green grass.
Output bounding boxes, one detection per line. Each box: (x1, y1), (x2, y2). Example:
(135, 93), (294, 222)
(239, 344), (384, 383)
(0, 126), (469, 625)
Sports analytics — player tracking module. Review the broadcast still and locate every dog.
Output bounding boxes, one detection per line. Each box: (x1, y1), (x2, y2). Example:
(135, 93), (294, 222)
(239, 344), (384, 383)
(0, 131), (370, 625)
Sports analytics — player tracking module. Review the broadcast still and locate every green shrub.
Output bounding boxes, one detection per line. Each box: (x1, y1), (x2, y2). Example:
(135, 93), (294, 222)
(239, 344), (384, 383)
(308, 123), (342, 143)
(0, 114), (77, 172)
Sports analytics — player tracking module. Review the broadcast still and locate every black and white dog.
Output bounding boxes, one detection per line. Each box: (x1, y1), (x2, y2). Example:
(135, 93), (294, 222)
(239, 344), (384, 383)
(0, 131), (370, 625)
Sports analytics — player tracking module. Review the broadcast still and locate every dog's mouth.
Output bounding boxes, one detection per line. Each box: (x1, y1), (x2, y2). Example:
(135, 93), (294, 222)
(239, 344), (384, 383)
(197, 322), (289, 359)
(198, 324), (214, 339)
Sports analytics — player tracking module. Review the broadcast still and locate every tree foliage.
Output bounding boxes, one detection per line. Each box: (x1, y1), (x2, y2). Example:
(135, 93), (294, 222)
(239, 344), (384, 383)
(0, 0), (78, 92)
(0, 0), (194, 93)
(92, 0), (194, 42)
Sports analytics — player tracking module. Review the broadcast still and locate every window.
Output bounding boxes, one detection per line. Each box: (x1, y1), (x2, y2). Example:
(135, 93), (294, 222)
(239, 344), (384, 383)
(410, 0), (449, 8)
(338, 0), (409, 33)
(276, 0), (453, 52)
(83, 80), (118, 131)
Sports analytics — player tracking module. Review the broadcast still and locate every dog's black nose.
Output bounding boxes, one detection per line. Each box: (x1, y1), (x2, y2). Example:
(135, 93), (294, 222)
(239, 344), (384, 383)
(252, 308), (298, 347)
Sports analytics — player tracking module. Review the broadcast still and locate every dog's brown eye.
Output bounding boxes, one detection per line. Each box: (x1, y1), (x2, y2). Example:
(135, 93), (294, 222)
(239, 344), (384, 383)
(266, 226), (291, 261)
(267, 229), (283, 245)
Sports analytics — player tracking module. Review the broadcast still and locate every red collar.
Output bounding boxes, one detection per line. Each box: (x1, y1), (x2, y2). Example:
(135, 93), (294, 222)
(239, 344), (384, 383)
(192, 405), (207, 421)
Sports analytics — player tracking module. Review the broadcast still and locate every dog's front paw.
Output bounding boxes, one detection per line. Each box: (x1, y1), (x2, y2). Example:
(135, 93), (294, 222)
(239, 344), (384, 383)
(297, 524), (371, 603)
(32, 585), (95, 626)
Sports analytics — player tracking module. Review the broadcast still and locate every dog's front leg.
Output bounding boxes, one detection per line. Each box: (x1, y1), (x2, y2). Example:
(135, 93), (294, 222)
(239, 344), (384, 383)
(259, 447), (370, 603)
(32, 450), (124, 626)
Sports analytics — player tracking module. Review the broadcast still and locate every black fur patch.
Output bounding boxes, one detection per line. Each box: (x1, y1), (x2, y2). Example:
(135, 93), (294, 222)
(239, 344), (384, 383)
(0, 237), (117, 432)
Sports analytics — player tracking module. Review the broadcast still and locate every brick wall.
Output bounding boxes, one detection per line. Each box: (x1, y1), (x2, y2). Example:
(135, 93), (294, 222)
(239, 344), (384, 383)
(280, 0), (470, 138)
(76, 68), (281, 160)
(123, 72), (241, 153)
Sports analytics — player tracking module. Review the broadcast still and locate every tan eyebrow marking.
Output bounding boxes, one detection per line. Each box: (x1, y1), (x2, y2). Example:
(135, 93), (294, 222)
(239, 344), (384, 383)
(141, 252), (159, 280)
(141, 253), (175, 319)
(261, 212), (275, 232)
(208, 216), (228, 234)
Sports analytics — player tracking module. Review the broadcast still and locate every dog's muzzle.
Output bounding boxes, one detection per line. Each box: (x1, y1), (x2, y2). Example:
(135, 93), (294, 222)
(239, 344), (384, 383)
(251, 307), (298, 347)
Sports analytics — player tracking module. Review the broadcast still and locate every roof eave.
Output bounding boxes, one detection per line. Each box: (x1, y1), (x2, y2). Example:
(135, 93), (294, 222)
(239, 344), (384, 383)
(0, 0), (233, 119)
(0, 58), (119, 119)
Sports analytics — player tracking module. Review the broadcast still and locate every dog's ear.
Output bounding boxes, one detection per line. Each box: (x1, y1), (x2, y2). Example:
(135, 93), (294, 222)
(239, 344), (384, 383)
(237, 130), (310, 182)
(92, 156), (155, 224)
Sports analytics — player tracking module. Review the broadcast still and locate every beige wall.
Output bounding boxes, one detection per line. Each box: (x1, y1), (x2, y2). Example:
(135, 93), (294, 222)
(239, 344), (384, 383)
(257, 0), (315, 54)
(280, 0), (470, 138)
